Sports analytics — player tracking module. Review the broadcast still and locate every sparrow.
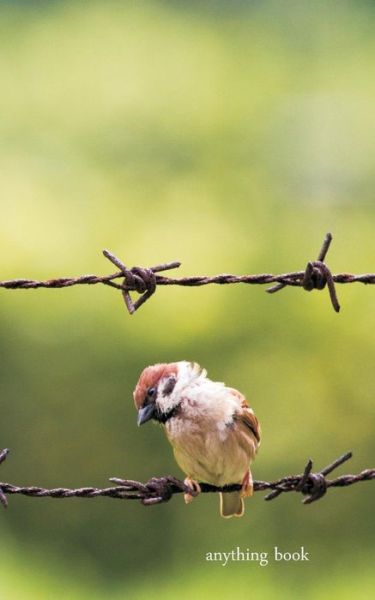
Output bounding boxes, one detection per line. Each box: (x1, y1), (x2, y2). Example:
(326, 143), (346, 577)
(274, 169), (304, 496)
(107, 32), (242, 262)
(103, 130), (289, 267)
(133, 361), (261, 518)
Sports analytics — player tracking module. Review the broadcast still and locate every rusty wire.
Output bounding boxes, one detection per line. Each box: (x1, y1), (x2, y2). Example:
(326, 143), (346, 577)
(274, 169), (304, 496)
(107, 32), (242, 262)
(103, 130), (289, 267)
(1, 233), (374, 314)
(0, 449), (373, 509)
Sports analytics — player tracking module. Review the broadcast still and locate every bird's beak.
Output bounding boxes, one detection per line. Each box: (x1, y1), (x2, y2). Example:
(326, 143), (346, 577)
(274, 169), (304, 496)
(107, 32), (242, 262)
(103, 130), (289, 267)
(137, 403), (156, 426)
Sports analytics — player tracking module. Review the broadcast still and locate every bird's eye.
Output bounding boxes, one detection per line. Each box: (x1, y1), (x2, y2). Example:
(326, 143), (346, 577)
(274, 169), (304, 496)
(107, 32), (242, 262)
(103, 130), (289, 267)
(147, 387), (156, 398)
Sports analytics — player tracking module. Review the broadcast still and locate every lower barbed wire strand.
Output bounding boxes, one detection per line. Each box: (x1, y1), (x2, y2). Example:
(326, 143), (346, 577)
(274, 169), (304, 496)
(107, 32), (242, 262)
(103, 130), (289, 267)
(0, 450), (373, 508)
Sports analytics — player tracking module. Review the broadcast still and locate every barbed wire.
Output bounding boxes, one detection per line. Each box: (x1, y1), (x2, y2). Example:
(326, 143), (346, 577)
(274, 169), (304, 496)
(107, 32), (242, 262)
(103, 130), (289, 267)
(1, 233), (374, 314)
(0, 449), (373, 509)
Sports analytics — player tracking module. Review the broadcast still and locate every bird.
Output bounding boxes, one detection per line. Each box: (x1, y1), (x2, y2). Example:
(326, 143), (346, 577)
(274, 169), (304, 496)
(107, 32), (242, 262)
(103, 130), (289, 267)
(133, 361), (261, 518)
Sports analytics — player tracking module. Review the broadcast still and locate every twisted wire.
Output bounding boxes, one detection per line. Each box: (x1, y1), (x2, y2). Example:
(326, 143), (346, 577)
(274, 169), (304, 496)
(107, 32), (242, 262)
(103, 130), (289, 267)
(1, 233), (374, 313)
(0, 449), (373, 509)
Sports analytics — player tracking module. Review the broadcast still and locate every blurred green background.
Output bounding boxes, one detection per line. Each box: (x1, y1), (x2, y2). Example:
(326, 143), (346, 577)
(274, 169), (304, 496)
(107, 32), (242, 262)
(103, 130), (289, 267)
(0, 1), (374, 598)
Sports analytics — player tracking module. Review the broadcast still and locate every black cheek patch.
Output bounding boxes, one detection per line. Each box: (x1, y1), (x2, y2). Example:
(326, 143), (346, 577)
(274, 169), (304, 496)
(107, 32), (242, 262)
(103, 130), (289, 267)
(163, 376), (176, 396)
(155, 403), (181, 424)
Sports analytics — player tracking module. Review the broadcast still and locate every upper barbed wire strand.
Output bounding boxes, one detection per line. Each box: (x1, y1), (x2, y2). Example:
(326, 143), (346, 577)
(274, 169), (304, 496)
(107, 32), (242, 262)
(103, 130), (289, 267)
(1, 233), (375, 313)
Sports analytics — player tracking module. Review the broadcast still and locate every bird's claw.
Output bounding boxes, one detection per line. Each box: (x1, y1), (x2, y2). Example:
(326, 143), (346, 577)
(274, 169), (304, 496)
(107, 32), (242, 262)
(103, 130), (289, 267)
(240, 469), (253, 498)
(183, 477), (201, 504)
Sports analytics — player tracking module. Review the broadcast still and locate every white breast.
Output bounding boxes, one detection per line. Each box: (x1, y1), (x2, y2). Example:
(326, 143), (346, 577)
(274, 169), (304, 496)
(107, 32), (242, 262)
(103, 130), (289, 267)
(164, 374), (256, 486)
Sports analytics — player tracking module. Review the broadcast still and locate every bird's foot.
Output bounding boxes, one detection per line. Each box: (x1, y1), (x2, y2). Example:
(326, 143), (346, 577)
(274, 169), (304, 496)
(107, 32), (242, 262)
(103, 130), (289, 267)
(183, 477), (201, 504)
(240, 469), (253, 498)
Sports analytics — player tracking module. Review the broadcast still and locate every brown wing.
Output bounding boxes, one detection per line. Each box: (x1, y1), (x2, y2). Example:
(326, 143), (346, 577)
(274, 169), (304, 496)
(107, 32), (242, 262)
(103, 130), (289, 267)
(239, 403), (261, 443)
(229, 388), (261, 444)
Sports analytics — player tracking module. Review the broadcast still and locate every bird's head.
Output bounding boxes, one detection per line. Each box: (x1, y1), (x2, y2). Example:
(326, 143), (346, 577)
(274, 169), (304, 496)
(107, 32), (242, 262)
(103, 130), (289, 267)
(133, 361), (206, 426)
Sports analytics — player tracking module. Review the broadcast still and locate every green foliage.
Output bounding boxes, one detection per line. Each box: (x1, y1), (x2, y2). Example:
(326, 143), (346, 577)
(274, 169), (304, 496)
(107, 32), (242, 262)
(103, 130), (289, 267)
(0, 1), (374, 597)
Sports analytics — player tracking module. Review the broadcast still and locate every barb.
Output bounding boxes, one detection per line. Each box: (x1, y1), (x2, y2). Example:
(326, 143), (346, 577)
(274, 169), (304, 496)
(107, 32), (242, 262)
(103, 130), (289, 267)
(267, 233), (340, 312)
(1, 233), (375, 314)
(0, 449), (373, 509)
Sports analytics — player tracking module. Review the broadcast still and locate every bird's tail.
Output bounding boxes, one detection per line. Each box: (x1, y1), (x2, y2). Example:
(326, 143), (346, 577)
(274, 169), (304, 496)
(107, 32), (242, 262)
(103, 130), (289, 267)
(220, 491), (244, 518)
